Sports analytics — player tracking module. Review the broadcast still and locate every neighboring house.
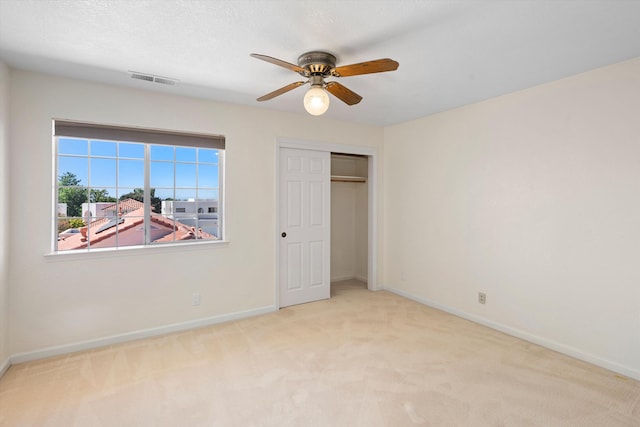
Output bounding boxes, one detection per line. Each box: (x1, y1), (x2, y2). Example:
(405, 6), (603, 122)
(57, 199), (216, 251)
(81, 202), (116, 219)
(161, 199), (219, 236)
(161, 199), (218, 218)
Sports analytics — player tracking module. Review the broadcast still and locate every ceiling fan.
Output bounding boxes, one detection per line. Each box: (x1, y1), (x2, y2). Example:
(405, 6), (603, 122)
(250, 51), (399, 115)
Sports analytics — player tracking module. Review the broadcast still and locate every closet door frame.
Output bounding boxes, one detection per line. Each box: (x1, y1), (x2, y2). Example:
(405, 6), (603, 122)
(275, 138), (378, 307)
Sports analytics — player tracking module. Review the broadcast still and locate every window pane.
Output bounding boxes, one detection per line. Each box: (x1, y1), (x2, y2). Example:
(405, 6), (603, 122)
(175, 189), (196, 201)
(155, 188), (175, 201)
(176, 147), (196, 162)
(119, 142), (144, 159)
(117, 192), (145, 214)
(58, 156), (88, 185)
(193, 210), (219, 239)
(198, 221), (219, 240)
(58, 187), (88, 218)
(198, 148), (219, 163)
(174, 216), (199, 241)
(90, 141), (117, 157)
(117, 188), (143, 211)
(56, 216), (87, 251)
(119, 159), (144, 188)
(150, 161), (174, 187)
(116, 216), (145, 248)
(58, 138), (88, 155)
(89, 188), (116, 204)
(197, 164), (219, 188)
(151, 145), (174, 161)
(90, 158), (116, 187)
(150, 218), (177, 244)
(55, 125), (224, 252)
(176, 163), (196, 188)
(86, 215), (145, 249)
(197, 189), (219, 200)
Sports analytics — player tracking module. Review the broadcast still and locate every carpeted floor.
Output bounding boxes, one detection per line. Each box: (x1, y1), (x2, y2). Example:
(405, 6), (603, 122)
(1, 279), (638, 426)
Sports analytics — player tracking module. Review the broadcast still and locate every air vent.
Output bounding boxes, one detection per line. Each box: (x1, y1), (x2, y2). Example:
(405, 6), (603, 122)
(153, 76), (178, 86)
(129, 71), (179, 86)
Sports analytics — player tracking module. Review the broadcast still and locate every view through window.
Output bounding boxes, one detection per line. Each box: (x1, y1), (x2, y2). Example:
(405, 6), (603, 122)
(54, 121), (224, 252)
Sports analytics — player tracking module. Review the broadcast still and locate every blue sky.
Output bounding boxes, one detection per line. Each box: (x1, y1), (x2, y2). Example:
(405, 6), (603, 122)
(57, 138), (220, 201)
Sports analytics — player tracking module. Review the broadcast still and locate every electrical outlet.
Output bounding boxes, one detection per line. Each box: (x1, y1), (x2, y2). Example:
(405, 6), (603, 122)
(478, 292), (486, 304)
(192, 292), (201, 306)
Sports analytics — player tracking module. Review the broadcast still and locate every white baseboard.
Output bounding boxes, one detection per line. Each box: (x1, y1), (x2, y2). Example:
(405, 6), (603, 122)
(331, 275), (355, 282)
(383, 285), (640, 382)
(355, 275), (368, 283)
(11, 305), (277, 364)
(331, 275), (368, 283)
(0, 355), (10, 378)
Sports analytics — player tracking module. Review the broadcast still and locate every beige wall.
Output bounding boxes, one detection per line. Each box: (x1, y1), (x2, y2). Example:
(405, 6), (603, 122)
(384, 57), (640, 379)
(354, 181), (368, 280)
(0, 61), (9, 370)
(330, 181), (368, 282)
(331, 182), (357, 281)
(5, 56), (640, 381)
(8, 70), (384, 356)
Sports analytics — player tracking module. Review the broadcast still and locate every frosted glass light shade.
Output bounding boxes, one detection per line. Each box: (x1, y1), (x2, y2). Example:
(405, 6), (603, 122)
(303, 86), (330, 116)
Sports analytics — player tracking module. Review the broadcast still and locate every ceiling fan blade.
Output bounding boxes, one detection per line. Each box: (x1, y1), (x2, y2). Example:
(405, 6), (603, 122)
(325, 82), (363, 105)
(332, 58), (399, 77)
(256, 81), (306, 101)
(250, 53), (308, 75)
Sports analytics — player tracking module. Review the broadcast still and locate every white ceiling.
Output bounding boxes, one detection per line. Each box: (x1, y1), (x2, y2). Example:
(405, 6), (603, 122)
(1, 0), (639, 126)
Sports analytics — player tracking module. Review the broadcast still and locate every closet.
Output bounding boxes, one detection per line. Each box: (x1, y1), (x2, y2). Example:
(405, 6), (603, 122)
(330, 153), (368, 283)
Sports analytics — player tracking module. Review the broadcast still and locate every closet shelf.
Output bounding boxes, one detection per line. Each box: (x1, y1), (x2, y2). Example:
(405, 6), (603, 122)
(331, 175), (367, 183)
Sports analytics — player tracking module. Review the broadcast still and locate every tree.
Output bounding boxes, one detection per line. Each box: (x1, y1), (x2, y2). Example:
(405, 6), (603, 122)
(119, 188), (162, 213)
(90, 189), (116, 203)
(59, 171), (81, 187)
(58, 172), (116, 217)
(58, 172), (87, 217)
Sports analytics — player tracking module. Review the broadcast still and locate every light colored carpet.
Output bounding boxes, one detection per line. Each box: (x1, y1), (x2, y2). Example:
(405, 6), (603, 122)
(1, 279), (638, 426)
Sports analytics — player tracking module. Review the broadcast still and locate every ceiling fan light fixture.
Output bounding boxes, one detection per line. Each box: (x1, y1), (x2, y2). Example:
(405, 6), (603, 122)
(303, 85), (330, 116)
(251, 51), (398, 114)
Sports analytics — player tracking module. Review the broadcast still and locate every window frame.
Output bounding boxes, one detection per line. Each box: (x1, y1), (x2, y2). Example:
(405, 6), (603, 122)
(52, 120), (225, 253)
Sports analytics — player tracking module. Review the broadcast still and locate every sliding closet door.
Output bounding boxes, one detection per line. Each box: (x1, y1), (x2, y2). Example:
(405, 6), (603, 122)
(278, 148), (331, 307)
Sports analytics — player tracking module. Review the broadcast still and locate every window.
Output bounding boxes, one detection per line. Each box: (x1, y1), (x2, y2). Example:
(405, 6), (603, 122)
(54, 120), (224, 252)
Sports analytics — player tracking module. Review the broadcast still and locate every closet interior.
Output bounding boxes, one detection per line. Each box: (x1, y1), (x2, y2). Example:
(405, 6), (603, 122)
(330, 153), (369, 284)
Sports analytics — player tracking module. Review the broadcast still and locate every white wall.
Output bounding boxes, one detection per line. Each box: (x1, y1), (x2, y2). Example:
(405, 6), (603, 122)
(0, 61), (10, 372)
(8, 70), (384, 357)
(384, 57), (640, 380)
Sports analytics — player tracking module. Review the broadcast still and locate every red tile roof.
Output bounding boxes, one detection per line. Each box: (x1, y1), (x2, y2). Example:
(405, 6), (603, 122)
(57, 199), (217, 251)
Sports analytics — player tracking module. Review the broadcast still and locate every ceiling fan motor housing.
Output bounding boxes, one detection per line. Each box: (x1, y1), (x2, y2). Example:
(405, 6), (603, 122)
(297, 51), (336, 76)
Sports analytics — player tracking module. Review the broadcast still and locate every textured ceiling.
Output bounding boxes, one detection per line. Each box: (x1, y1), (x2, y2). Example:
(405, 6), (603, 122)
(1, 0), (639, 126)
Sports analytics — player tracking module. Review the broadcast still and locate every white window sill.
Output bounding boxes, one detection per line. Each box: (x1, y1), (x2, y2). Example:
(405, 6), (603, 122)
(44, 239), (230, 262)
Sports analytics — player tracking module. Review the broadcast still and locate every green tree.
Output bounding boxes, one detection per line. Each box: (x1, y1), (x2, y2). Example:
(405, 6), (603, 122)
(119, 188), (162, 213)
(58, 172), (87, 217)
(90, 189), (116, 203)
(58, 172), (116, 217)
